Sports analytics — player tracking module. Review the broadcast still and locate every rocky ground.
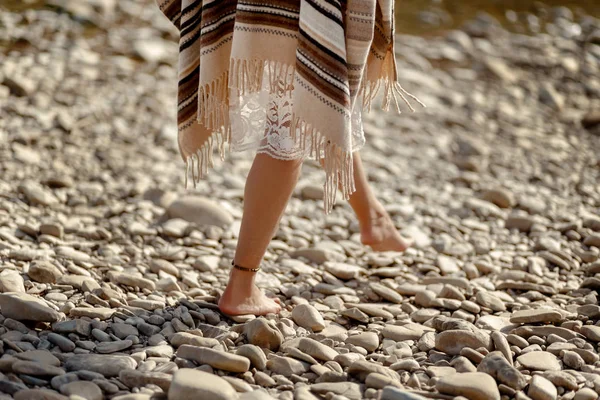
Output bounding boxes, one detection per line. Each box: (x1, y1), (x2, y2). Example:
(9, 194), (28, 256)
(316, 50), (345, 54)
(1, 1), (600, 399)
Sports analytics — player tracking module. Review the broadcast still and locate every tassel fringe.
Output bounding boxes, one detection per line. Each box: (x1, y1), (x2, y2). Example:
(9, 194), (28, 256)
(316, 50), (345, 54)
(183, 57), (423, 213)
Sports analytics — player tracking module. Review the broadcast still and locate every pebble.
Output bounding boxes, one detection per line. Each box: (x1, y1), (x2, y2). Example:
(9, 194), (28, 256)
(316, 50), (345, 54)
(237, 344), (267, 370)
(119, 369), (172, 392)
(168, 369), (237, 400)
(176, 345), (250, 373)
(310, 382), (362, 400)
(111, 323), (139, 339)
(12, 360), (66, 376)
(382, 324), (431, 341)
(0, 292), (62, 322)
(436, 372), (500, 400)
(64, 355), (137, 378)
(516, 351), (561, 371)
(380, 387), (428, 400)
(60, 381), (103, 400)
(27, 261), (63, 283)
(346, 332), (379, 352)
(369, 282), (403, 303)
(96, 339), (133, 354)
(15, 350), (61, 366)
(13, 389), (69, 400)
(435, 329), (492, 355)
(323, 262), (363, 280)
(580, 325), (600, 342)
(244, 318), (283, 351)
(167, 197), (233, 228)
(298, 338), (339, 361)
(477, 352), (526, 390)
(170, 332), (219, 348)
(573, 388), (598, 400)
(0, 270), (25, 292)
(292, 304), (326, 332)
(527, 375), (558, 400)
(510, 309), (563, 324)
(267, 355), (310, 377)
(70, 307), (115, 320)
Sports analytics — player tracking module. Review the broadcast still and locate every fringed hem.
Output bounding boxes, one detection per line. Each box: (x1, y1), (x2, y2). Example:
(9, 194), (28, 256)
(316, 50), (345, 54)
(182, 56), (423, 213)
(358, 51), (426, 113)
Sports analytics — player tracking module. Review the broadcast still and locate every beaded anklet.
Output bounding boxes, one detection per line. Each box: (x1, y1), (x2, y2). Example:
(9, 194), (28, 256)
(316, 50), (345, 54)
(231, 260), (260, 272)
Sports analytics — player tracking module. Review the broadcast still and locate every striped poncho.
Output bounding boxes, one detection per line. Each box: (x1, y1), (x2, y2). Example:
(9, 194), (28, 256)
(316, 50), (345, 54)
(156, 0), (422, 212)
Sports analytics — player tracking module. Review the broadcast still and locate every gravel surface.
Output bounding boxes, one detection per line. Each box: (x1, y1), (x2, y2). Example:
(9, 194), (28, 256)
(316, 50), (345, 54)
(1, 1), (600, 399)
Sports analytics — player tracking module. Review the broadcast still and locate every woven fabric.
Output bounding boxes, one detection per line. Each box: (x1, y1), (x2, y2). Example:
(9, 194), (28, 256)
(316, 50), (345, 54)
(156, 0), (422, 212)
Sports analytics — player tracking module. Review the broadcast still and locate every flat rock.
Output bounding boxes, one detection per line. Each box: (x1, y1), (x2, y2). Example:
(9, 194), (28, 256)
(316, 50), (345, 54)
(292, 304), (326, 332)
(167, 196), (233, 228)
(96, 339), (133, 354)
(70, 307), (115, 320)
(170, 332), (219, 348)
(511, 326), (579, 341)
(298, 338), (339, 361)
(580, 325), (600, 342)
(14, 389), (68, 400)
(168, 369), (238, 400)
(0, 270), (25, 293)
(292, 247), (345, 264)
(267, 355), (310, 377)
(369, 283), (403, 303)
(323, 262), (363, 280)
(528, 375), (558, 400)
(108, 272), (155, 291)
(510, 309), (563, 324)
(0, 292), (62, 322)
(383, 324), (431, 341)
(27, 261), (63, 283)
(236, 344), (267, 370)
(350, 303), (394, 319)
(64, 354), (137, 377)
(436, 372), (500, 400)
(14, 350), (61, 366)
(176, 345), (250, 373)
(516, 351), (561, 371)
(310, 382), (362, 400)
(477, 351), (526, 390)
(435, 330), (493, 355)
(346, 332), (379, 352)
(12, 360), (65, 377)
(111, 323), (139, 339)
(347, 360), (399, 381)
(381, 387), (428, 400)
(53, 320), (92, 336)
(244, 318), (283, 351)
(119, 369), (172, 392)
(59, 381), (102, 400)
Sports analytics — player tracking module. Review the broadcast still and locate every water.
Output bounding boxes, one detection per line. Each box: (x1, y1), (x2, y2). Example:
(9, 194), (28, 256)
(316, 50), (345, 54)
(1, 0), (599, 36)
(395, 0), (600, 36)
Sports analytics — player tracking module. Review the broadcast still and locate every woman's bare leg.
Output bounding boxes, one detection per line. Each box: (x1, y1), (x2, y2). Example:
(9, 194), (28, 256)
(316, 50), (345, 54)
(348, 152), (414, 252)
(218, 154), (303, 316)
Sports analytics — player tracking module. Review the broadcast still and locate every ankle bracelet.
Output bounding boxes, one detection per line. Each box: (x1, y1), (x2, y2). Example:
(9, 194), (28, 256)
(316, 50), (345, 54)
(231, 260), (260, 272)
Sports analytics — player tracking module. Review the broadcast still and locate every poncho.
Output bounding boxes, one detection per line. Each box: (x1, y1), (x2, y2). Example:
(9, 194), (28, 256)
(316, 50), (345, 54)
(156, 0), (423, 212)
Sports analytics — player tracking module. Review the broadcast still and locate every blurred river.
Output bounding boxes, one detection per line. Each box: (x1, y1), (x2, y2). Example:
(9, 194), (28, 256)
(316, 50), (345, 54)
(1, 0), (599, 36)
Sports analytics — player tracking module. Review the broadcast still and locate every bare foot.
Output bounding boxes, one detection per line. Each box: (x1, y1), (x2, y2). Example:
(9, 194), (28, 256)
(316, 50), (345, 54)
(218, 270), (282, 316)
(360, 212), (414, 252)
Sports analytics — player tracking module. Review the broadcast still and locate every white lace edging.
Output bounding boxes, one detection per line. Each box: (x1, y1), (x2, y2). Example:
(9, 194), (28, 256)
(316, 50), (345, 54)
(228, 67), (365, 162)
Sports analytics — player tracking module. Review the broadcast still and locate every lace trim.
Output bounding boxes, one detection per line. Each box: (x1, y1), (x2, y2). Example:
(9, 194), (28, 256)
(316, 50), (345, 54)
(229, 67), (365, 161)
